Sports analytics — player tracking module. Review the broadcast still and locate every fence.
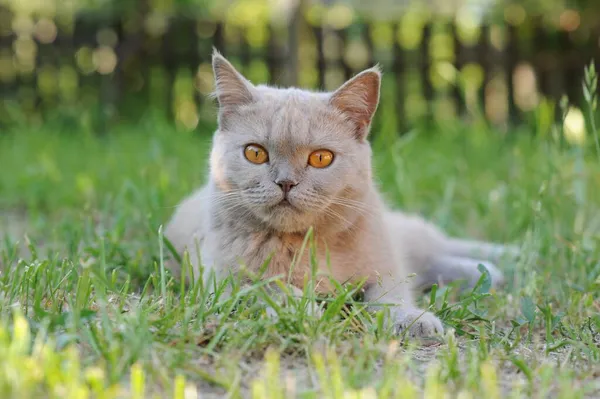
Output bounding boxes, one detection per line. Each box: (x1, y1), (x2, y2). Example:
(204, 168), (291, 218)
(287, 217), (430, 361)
(0, 4), (599, 132)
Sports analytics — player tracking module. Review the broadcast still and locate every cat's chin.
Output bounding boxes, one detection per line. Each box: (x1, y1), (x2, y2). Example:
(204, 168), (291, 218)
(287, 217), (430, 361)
(254, 203), (316, 234)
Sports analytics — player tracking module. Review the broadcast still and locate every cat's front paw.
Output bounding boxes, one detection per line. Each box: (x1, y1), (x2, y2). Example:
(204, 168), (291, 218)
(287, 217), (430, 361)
(392, 308), (444, 338)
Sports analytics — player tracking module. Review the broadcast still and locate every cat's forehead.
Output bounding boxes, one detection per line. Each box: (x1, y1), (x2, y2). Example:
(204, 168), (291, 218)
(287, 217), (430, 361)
(256, 86), (330, 122)
(230, 87), (350, 149)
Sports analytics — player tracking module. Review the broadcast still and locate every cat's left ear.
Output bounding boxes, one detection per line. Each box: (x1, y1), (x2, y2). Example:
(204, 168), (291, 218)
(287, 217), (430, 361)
(329, 66), (381, 140)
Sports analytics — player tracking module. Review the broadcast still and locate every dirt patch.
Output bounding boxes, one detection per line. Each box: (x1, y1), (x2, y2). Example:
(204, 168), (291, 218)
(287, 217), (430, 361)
(174, 340), (598, 398)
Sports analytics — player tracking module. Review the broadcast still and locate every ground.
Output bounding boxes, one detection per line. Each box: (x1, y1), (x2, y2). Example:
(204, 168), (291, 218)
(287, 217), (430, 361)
(0, 116), (599, 398)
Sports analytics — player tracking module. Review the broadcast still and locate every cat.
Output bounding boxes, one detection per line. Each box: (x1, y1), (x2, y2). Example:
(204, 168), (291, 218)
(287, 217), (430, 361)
(164, 49), (519, 337)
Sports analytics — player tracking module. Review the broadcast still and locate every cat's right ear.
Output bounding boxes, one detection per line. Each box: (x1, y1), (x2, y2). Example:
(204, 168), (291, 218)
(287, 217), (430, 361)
(211, 48), (255, 110)
(329, 66), (381, 141)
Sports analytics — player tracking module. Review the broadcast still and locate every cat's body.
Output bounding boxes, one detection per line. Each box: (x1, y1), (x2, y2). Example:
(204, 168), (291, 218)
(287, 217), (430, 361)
(165, 51), (518, 337)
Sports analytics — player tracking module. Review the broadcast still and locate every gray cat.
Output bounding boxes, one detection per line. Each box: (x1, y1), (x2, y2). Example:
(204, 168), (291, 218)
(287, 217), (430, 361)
(165, 50), (519, 337)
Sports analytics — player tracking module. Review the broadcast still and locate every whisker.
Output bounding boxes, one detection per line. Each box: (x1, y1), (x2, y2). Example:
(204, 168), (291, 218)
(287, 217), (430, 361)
(161, 190), (242, 210)
(330, 201), (375, 217)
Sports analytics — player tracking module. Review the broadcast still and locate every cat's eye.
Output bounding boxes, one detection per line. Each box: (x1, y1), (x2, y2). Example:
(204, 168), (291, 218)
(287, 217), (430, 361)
(308, 150), (334, 168)
(244, 144), (269, 164)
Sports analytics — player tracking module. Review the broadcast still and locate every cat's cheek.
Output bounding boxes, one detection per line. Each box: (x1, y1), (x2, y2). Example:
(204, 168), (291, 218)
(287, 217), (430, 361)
(228, 163), (265, 190)
(312, 170), (346, 193)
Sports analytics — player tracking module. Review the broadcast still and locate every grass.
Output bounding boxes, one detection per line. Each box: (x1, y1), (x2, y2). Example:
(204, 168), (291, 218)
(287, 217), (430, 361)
(1, 109), (600, 398)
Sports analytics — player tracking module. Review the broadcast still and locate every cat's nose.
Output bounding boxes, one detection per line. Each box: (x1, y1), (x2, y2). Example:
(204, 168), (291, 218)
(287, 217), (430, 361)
(275, 180), (297, 196)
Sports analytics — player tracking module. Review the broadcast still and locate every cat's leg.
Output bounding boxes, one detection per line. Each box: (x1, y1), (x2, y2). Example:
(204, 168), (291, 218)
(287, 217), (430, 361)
(363, 275), (443, 338)
(413, 255), (504, 292)
(384, 212), (515, 292)
(443, 237), (520, 262)
(411, 236), (520, 291)
(384, 211), (513, 287)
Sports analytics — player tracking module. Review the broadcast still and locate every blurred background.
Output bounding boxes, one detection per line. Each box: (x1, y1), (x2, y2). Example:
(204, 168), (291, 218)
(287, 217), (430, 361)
(0, 0), (599, 135)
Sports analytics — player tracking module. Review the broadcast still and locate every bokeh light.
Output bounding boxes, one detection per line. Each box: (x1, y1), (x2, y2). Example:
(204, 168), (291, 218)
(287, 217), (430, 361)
(92, 46), (117, 75)
(563, 106), (586, 144)
(34, 18), (57, 44)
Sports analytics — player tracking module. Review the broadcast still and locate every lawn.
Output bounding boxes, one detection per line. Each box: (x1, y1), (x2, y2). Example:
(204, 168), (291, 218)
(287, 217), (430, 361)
(0, 112), (599, 398)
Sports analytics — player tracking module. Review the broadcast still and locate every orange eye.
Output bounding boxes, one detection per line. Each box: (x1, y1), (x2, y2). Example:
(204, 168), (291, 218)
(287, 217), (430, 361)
(244, 144), (269, 164)
(308, 149), (334, 168)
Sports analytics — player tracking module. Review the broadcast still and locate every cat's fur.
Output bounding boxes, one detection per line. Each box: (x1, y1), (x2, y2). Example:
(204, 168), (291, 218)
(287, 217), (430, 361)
(164, 50), (518, 337)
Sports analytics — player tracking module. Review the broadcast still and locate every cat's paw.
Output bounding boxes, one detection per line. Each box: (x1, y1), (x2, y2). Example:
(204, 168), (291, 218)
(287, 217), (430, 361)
(392, 307), (444, 338)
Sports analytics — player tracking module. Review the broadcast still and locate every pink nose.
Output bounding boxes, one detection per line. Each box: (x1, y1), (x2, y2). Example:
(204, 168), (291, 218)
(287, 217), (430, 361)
(276, 180), (297, 196)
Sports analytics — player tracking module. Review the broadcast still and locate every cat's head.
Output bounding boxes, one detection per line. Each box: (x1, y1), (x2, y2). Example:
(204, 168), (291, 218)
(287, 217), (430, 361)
(209, 49), (380, 233)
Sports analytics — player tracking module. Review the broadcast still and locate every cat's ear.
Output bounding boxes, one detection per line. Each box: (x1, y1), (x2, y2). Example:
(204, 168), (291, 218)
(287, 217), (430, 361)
(329, 66), (381, 140)
(211, 48), (255, 109)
